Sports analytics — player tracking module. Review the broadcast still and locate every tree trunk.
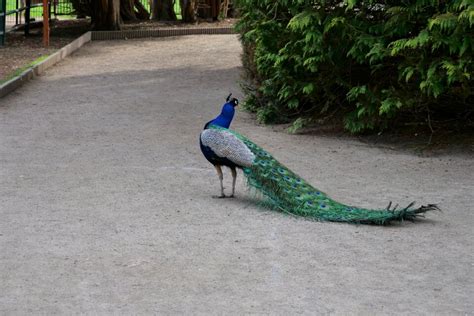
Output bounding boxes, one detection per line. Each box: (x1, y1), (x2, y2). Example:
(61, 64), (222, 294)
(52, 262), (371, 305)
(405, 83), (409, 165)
(134, 0), (151, 20)
(152, 0), (177, 21)
(79, 0), (149, 29)
(120, 0), (137, 21)
(220, 0), (229, 18)
(208, 0), (220, 20)
(180, 0), (195, 23)
(70, 0), (92, 17)
(92, 0), (121, 30)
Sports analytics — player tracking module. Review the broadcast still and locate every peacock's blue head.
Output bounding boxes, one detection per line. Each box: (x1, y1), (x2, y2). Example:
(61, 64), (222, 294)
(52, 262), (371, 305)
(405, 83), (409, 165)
(205, 94), (239, 129)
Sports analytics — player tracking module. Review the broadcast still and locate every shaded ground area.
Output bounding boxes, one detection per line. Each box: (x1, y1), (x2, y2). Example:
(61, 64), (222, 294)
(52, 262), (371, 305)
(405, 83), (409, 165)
(0, 19), (90, 82)
(0, 35), (473, 314)
(0, 19), (236, 83)
(122, 18), (236, 30)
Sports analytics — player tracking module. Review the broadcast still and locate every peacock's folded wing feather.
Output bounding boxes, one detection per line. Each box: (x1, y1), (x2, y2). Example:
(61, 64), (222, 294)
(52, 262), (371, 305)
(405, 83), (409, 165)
(209, 125), (438, 225)
(201, 129), (255, 167)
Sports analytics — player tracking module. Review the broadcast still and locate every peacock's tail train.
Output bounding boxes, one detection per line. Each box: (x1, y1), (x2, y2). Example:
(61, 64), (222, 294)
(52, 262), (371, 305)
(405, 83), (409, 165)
(210, 125), (439, 225)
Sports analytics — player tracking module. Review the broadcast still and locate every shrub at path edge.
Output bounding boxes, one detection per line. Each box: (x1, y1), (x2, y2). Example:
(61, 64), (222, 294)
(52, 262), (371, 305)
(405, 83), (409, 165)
(235, 0), (473, 133)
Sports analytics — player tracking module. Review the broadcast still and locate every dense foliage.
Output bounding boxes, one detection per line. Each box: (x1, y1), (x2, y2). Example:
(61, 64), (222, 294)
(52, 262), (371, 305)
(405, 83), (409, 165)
(235, 0), (473, 133)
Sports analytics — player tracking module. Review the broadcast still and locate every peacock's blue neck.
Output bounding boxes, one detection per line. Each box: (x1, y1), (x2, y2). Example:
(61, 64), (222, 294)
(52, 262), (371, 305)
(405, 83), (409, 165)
(207, 103), (235, 128)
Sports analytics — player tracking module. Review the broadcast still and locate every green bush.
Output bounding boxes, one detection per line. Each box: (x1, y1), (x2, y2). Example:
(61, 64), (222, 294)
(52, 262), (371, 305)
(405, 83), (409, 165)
(235, 0), (473, 133)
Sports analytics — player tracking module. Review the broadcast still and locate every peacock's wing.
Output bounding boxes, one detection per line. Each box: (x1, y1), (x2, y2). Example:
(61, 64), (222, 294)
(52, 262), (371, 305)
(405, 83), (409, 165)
(200, 128), (255, 167)
(209, 125), (438, 225)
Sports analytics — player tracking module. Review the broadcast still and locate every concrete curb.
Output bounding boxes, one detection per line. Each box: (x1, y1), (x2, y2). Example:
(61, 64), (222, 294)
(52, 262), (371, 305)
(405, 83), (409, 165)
(0, 68), (35, 98)
(0, 26), (235, 98)
(0, 31), (92, 98)
(34, 31), (92, 76)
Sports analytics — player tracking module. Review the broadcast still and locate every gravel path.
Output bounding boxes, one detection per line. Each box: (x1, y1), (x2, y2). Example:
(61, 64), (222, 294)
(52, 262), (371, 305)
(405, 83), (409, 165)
(1, 35), (473, 314)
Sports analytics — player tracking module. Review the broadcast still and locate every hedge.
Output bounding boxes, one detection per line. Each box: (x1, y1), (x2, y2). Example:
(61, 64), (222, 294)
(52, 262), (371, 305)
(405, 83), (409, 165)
(235, 0), (473, 133)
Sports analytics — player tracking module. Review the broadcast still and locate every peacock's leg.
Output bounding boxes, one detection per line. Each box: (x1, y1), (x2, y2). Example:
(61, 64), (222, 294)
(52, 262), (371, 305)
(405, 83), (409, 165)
(214, 165), (226, 198)
(230, 167), (237, 198)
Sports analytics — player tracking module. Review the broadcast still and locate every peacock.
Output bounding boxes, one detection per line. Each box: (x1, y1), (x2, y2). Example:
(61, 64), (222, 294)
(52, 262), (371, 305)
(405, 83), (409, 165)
(199, 94), (439, 225)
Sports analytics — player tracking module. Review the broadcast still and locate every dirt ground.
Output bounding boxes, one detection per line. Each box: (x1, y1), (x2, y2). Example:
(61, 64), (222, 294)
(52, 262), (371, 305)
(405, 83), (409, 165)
(0, 20), (91, 81)
(0, 19), (236, 82)
(0, 35), (473, 314)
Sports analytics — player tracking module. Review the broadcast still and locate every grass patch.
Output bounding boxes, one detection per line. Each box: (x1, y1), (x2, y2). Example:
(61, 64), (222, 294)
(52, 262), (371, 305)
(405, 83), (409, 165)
(0, 54), (51, 84)
(6, 0), (74, 19)
(6, 0), (181, 20)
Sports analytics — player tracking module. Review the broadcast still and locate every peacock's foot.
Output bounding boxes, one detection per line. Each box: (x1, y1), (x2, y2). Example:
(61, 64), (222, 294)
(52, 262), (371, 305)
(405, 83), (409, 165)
(228, 194), (235, 198)
(212, 194), (227, 199)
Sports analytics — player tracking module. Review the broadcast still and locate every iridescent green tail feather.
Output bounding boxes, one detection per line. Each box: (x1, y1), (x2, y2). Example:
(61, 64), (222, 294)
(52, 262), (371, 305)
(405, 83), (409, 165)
(211, 126), (439, 225)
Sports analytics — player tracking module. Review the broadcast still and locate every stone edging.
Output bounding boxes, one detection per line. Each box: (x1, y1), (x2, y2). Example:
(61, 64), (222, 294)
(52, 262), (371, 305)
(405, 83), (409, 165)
(91, 26), (235, 40)
(0, 26), (235, 98)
